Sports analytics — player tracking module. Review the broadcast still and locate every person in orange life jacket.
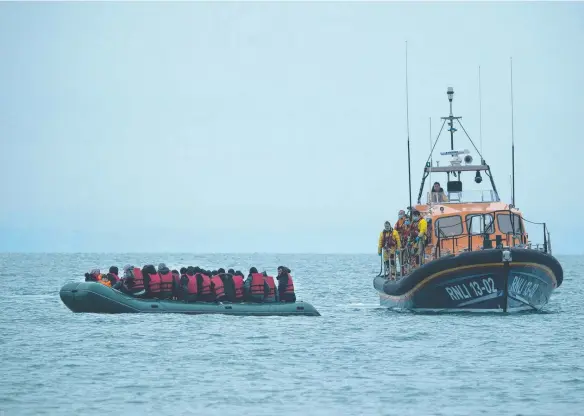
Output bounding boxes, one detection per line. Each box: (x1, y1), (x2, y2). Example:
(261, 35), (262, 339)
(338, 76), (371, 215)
(244, 267), (265, 302)
(85, 269), (101, 282)
(156, 262), (173, 300)
(262, 271), (278, 303)
(276, 266), (296, 303)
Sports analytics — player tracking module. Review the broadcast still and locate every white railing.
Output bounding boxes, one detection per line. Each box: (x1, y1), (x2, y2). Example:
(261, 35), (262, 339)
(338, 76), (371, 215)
(426, 190), (499, 204)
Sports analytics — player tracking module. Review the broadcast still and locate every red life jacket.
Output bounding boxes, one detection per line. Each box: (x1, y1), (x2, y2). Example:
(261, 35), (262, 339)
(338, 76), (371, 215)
(250, 273), (265, 296)
(382, 230), (397, 248)
(232, 275), (244, 299)
(131, 268), (145, 291)
(199, 274), (211, 295)
(159, 271), (173, 294)
(211, 275), (225, 299)
(185, 275), (198, 295)
(109, 273), (120, 283)
(264, 275), (276, 300)
(148, 272), (161, 293)
(283, 274), (295, 295)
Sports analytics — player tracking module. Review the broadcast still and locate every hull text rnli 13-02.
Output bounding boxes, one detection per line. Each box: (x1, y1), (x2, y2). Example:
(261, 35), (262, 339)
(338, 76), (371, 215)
(373, 71), (563, 313)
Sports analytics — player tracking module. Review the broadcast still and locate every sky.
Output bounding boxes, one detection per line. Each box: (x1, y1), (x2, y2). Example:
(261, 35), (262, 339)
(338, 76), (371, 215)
(0, 1), (582, 254)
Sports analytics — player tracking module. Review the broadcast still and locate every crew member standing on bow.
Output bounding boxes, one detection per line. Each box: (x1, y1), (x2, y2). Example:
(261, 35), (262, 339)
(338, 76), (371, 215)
(409, 210), (428, 266)
(394, 210), (407, 246)
(377, 221), (401, 278)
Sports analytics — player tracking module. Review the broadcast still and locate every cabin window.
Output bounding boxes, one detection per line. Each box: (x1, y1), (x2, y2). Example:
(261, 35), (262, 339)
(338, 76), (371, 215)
(497, 213), (523, 234)
(434, 215), (463, 238)
(466, 214), (494, 235)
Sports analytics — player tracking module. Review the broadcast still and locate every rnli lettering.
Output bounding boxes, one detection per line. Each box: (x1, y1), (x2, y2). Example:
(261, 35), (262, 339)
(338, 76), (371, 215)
(510, 276), (539, 298)
(444, 277), (497, 301)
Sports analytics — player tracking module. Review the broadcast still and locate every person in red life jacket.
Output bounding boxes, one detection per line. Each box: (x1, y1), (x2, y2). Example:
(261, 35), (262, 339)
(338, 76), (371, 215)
(262, 271), (278, 303)
(210, 272), (227, 302)
(276, 266), (296, 303)
(244, 267), (265, 302)
(113, 264), (146, 297)
(195, 268), (214, 302)
(103, 266), (120, 286)
(179, 267), (199, 302)
(156, 263), (174, 300)
(84, 269), (101, 282)
(232, 270), (245, 303)
(142, 264), (162, 298)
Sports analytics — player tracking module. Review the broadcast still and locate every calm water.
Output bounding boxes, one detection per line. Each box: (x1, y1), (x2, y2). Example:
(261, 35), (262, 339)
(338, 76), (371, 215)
(0, 253), (582, 416)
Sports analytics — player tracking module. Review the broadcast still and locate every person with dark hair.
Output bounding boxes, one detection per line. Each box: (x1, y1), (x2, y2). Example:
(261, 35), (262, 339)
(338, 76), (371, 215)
(276, 266), (296, 303)
(244, 267), (265, 302)
(431, 181), (448, 202)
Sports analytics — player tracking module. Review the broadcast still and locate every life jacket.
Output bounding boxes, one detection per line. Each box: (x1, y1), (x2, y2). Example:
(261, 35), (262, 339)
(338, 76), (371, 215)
(159, 271), (173, 294)
(250, 273), (265, 296)
(264, 275), (276, 301)
(282, 273), (295, 295)
(198, 274), (212, 295)
(232, 275), (244, 299)
(382, 230), (397, 248)
(211, 275), (225, 299)
(98, 277), (111, 287)
(108, 273), (120, 283)
(409, 221), (420, 239)
(185, 274), (198, 295)
(148, 272), (161, 294)
(129, 268), (144, 290)
(395, 218), (406, 234)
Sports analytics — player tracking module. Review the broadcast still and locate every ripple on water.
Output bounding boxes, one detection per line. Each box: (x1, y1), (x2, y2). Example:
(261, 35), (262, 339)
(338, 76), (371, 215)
(0, 253), (582, 415)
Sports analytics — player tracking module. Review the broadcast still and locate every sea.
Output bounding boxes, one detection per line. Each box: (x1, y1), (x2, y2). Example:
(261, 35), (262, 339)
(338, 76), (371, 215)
(0, 253), (582, 416)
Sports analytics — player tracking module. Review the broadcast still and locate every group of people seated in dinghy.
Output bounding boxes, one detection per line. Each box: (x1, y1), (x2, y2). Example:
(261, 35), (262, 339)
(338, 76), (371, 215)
(84, 263), (296, 303)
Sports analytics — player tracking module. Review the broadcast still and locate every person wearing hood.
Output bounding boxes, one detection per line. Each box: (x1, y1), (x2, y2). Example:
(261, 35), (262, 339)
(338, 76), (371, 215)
(113, 264), (146, 297)
(156, 262), (174, 300)
(276, 266), (296, 303)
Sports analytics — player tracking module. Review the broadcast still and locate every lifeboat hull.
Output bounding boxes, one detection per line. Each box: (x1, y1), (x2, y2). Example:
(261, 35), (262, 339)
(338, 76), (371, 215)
(60, 282), (320, 317)
(373, 248), (563, 313)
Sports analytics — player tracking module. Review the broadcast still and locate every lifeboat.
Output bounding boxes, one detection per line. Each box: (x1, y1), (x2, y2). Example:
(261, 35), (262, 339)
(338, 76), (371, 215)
(373, 86), (563, 313)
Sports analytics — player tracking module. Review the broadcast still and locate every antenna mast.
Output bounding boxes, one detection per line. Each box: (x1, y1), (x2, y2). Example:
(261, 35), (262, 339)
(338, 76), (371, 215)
(510, 57), (515, 206)
(479, 66), (483, 159)
(406, 41), (413, 216)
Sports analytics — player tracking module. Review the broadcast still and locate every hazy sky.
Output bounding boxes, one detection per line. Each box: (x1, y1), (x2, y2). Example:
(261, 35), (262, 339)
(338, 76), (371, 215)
(1, 1), (582, 253)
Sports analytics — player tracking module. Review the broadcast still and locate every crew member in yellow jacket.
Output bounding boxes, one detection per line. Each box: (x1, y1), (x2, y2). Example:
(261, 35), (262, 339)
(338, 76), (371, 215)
(410, 210), (428, 266)
(378, 221), (401, 278)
